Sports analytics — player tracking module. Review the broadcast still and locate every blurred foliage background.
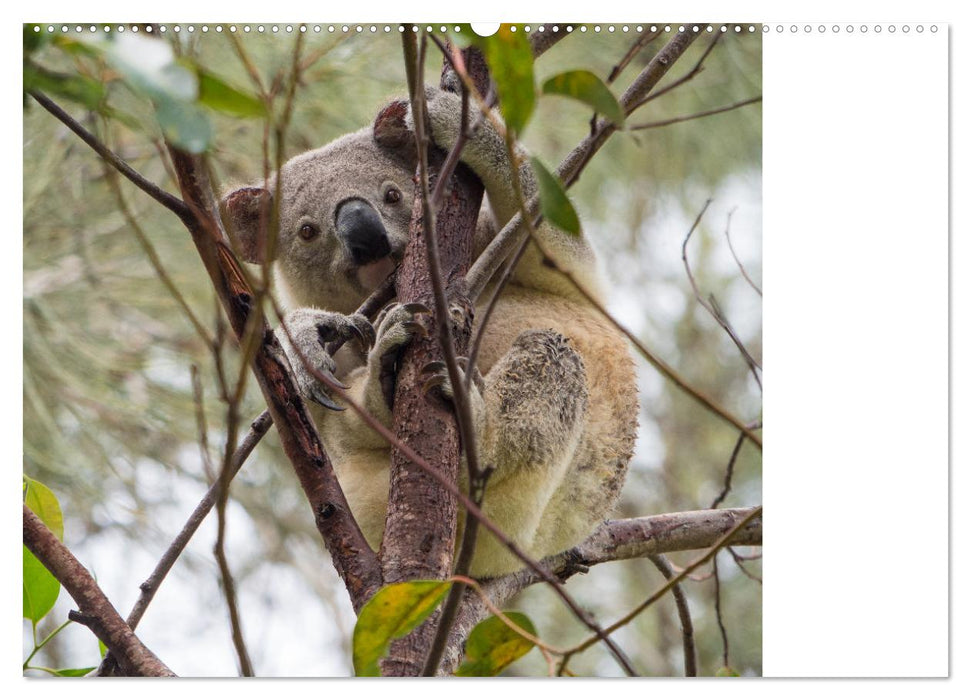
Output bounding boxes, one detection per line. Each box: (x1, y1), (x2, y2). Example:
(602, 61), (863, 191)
(23, 24), (761, 677)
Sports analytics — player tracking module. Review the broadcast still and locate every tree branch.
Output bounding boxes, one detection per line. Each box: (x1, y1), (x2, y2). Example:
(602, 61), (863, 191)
(28, 91), (192, 224)
(95, 409), (272, 676)
(438, 506), (762, 673)
(164, 148), (382, 611)
(23, 506), (175, 677)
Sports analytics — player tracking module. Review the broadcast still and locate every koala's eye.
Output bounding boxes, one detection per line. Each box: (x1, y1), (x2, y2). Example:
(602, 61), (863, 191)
(384, 186), (402, 205)
(298, 223), (319, 241)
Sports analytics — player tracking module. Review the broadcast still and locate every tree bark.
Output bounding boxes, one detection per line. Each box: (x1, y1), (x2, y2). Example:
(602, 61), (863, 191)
(23, 506), (176, 677)
(379, 46), (489, 676)
(167, 149), (383, 613)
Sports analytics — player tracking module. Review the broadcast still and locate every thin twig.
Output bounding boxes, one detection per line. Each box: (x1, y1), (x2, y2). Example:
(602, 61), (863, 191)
(100, 149), (214, 347)
(728, 547), (763, 584)
(631, 96), (762, 131)
(531, 227), (762, 449)
(713, 555), (731, 669)
(681, 199), (763, 390)
(710, 431), (746, 509)
(560, 506), (762, 662)
(648, 554), (697, 677)
(23, 506), (175, 677)
(607, 29), (664, 84)
(96, 410), (271, 675)
(629, 32), (723, 111)
(28, 91), (191, 224)
(725, 209), (762, 296)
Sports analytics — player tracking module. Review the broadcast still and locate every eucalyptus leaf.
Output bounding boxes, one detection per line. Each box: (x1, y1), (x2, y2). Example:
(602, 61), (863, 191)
(456, 612), (537, 676)
(352, 580), (451, 676)
(197, 70), (266, 118)
(530, 156), (581, 236)
(474, 25), (535, 135)
(542, 70), (626, 127)
(23, 63), (105, 112)
(53, 667), (96, 677)
(23, 477), (64, 622)
(155, 98), (212, 153)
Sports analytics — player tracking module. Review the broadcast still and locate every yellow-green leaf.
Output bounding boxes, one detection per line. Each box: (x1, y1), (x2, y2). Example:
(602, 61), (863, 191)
(530, 156), (581, 236)
(542, 70), (625, 127)
(716, 665), (741, 677)
(197, 70), (266, 118)
(352, 580), (451, 676)
(473, 25), (535, 135)
(456, 612), (537, 676)
(24, 477), (63, 539)
(23, 477), (64, 622)
(53, 667), (96, 677)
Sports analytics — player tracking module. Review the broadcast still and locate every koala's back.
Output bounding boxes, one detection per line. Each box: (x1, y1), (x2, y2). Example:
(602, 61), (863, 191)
(465, 283), (638, 575)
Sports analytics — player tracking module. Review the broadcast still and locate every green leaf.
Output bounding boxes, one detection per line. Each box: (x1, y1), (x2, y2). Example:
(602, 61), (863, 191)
(530, 156), (581, 236)
(542, 70), (626, 127)
(23, 477), (64, 623)
(23, 63), (105, 112)
(53, 667), (96, 677)
(456, 612), (536, 676)
(23, 25), (48, 55)
(197, 70), (266, 118)
(473, 25), (535, 135)
(716, 665), (741, 677)
(352, 580), (452, 677)
(105, 34), (198, 103)
(24, 477), (63, 539)
(155, 98), (212, 154)
(23, 546), (60, 623)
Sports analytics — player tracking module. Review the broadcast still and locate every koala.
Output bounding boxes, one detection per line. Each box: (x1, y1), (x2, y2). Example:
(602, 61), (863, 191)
(220, 89), (638, 577)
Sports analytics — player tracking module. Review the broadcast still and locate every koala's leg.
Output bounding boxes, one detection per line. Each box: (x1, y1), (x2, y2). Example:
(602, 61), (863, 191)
(464, 329), (590, 576)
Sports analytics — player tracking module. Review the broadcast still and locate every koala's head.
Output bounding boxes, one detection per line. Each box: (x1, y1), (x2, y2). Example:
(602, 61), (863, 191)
(220, 100), (416, 314)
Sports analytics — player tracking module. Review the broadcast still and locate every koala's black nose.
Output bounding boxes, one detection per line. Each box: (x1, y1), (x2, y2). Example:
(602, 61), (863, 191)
(335, 199), (392, 266)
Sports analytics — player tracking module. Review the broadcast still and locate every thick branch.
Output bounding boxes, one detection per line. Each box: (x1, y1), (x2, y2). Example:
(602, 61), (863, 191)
(380, 35), (487, 677)
(165, 148), (382, 612)
(439, 506), (761, 673)
(23, 506), (175, 677)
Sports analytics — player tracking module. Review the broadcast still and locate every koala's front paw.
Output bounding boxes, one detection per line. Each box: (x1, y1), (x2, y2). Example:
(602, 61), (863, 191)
(369, 302), (431, 411)
(277, 309), (375, 411)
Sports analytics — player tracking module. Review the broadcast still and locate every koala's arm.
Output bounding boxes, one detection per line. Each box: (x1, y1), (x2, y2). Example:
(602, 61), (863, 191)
(423, 90), (603, 300)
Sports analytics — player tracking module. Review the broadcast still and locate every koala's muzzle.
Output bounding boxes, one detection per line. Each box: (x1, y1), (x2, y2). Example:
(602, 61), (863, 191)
(335, 198), (392, 266)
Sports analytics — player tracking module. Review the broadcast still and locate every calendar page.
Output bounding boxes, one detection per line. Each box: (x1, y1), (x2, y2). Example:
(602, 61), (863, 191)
(18, 6), (950, 686)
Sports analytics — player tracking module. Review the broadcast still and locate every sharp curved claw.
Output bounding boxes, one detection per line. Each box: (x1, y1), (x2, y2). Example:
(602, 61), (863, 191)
(309, 387), (345, 411)
(318, 367), (349, 391)
(421, 360), (447, 375)
(422, 375), (447, 396)
(402, 302), (432, 316)
(402, 320), (428, 340)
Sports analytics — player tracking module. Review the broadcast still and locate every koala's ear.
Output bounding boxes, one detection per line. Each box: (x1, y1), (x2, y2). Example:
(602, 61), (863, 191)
(373, 99), (418, 168)
(219, 186), (273, 264)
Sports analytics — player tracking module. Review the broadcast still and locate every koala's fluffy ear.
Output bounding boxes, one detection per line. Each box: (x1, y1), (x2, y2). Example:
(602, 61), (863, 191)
(373, 99), (418, 169)
(219, 186), (273, 264)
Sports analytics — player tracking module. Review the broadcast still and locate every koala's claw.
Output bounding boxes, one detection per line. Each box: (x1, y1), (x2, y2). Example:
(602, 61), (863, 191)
(420, 359), (484, 401)
(318, 312), (375, 353)
(308, 384), (345, 412)
(371, 302), (433, 410)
